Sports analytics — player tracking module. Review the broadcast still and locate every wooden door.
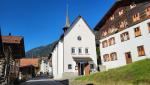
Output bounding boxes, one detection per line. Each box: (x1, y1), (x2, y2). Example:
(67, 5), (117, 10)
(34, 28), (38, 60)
(125, 52), (132, 64)
(84, 63), (90, 76)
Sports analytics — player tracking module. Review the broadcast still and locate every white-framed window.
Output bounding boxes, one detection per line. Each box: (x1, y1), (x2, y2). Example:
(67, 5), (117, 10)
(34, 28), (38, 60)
(85, 48), (89, 54)
(78, 48), (82, 54)
(71, 47), (76, 54)
(90, 64), (94, 69)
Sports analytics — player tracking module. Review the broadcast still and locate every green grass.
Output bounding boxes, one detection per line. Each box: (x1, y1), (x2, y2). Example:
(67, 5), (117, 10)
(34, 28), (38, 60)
(75, 59), (150, 85)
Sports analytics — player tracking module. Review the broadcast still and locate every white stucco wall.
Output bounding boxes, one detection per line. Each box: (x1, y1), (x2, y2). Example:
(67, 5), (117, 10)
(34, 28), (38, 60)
(52, 41), (64, 79)
(39, 59), (52, 74)
(52, 17), (97, 79)
(57, 41), (64, 78)
(100, 19), (150, 70)
(52, 45), (58, 78)
(63, 17), (97, 73)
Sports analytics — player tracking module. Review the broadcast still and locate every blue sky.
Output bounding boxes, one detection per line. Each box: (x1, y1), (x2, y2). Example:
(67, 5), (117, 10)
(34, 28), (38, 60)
(0, 0), (115, 52)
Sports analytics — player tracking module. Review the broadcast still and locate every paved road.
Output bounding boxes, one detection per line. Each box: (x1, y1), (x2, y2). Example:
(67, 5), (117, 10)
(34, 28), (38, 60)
(20, 79), (64, 85)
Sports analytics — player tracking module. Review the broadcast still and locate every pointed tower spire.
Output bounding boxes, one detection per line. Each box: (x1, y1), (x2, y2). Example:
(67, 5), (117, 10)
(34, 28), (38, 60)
(63, 2), (70, 32)
(65, 3), (70, 28)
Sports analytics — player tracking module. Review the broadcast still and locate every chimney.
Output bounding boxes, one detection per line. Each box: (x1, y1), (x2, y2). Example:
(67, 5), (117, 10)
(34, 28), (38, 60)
(9, 33), (11, 36)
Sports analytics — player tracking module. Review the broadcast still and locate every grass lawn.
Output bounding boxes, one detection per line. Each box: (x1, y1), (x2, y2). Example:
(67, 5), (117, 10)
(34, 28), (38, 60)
(73, 59), (150, 85)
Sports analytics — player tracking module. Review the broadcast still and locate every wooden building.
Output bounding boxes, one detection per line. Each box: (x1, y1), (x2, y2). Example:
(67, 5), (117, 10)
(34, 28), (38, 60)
(94, 0), (150, 70)
(19, 58), (40, 80)
(2, 33), (25, 59)
(0, 30), (25, 85)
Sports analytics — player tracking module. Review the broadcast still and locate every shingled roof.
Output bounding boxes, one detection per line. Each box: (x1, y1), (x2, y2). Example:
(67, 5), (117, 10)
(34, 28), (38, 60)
(2, 36), (23, 44)
(19, 58), (39, 68)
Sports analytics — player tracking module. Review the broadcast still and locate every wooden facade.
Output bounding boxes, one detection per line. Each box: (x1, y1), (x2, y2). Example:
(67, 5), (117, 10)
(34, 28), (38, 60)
(2, 35), (25, 59)
(95, 0), (150, 40)
(0, 32), (25, 84)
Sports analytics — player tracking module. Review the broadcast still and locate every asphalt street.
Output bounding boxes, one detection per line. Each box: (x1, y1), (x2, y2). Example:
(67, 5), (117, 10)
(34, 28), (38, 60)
(19, 79), (64, 85)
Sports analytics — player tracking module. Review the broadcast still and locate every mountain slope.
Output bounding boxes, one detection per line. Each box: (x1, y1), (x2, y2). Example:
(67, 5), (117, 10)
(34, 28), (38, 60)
(26, 41), (57, 57)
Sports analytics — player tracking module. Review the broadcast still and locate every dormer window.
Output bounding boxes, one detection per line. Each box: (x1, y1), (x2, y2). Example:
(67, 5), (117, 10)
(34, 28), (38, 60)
(130, 3), (136, 9)
(110, 15), (114, 20)
(119, 9), (124, 16)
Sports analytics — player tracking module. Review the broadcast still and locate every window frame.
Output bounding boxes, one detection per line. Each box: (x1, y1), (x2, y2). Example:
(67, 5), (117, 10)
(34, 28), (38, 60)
(148, 22), (150, 33)
(103, 54), (109, 62)
(90, 64), (94, 69)
(102, 40), (108, 48)
(120, 32), (130, 42)
(132, 13), (140, 22)
(145, 6), (150, 16)
(85, 48), (89, 54)
(119, 20), (128, 29)
(110, 52), (117, 61)
(68, 64), (72, 69)
(78, 47), (82, 54)
(71, 47), (76, 54)
(109, 37), (115, 46)
(137, 45), (145, 57)
(134, 27), (141, 37)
